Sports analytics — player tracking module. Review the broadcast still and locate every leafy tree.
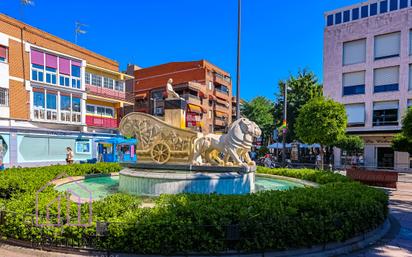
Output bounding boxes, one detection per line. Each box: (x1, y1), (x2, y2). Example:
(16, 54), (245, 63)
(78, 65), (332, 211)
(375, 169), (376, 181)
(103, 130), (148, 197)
(335, 135), (364, 155)
(274, 69), (323, 142)
(392, 108), (412, 153)
(295, 97), (347, 169)
(241, 96), (274, 144)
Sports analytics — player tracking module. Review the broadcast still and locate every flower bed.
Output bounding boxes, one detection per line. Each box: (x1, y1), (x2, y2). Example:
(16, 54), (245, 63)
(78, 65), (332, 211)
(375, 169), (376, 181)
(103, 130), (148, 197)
(0, 164), (388, 255)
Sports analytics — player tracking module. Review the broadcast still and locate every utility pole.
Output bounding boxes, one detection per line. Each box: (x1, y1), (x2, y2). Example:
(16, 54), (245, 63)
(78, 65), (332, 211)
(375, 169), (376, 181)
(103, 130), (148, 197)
(235, 0), (241, 120)
(282, 84), (288, 166)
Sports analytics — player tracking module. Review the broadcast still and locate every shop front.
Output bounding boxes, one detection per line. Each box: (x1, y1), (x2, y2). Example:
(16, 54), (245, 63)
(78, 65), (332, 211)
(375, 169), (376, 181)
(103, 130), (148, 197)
(96, 137), (137, 163)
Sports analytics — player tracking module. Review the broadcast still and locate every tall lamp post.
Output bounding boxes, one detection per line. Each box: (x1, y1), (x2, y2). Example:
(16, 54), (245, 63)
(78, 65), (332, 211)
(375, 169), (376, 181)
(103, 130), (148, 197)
(282, 84), (288, 166)
(235, 0), (241, 120)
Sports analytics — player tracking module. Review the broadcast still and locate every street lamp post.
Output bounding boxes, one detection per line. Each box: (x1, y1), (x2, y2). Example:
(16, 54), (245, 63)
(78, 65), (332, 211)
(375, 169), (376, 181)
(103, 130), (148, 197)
(282, 84), (288, 167)
(235, 0), (241, 120)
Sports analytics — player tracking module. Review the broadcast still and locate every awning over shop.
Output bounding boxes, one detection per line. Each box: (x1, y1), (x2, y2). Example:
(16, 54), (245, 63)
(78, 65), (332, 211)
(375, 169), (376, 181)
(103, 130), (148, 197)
(187, 104), (203, 114)
(135, 92), (147, 99)
(95, 137), (137, 145)
(214, 111), (227, 117)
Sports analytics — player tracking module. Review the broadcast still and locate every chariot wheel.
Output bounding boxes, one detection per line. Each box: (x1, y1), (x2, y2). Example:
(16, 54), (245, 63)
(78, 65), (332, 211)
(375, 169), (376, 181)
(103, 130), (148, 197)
(150, 143), (171, 164)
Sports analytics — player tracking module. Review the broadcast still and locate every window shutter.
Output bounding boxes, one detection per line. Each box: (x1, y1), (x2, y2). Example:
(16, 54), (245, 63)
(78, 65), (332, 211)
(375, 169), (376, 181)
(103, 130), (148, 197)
(343, 39), (366, 65)
(345, 104), (365, 124)
(375, 32), (400, 59)
(374, 66), (399, 86)
(0, 46), (6, 59)
(45, 54), (58, 69)
(343, 71), (365, 86)
(373, 101), (399, 110)
(59, 57), (70, 75)
(31, 49), (45, 66)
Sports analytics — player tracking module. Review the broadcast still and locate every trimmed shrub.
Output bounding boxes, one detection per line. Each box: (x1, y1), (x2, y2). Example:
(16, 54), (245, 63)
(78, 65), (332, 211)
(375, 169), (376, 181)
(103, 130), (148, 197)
(0, 164), (388, 254)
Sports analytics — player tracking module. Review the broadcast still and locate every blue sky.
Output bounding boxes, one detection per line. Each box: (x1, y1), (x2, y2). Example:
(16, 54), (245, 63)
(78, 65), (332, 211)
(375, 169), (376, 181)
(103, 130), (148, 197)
(1, 0), (360, 101)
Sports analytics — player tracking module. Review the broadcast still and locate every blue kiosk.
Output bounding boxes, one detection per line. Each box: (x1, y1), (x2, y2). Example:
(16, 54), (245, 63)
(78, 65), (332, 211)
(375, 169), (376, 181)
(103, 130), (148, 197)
(95, 137), (137, 163)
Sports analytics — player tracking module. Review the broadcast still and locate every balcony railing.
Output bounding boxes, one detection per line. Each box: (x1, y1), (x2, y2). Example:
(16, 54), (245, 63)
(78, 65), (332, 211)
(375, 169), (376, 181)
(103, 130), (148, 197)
(86, 115), (118, 129)
(86, 84), (126, 101)
(182, 94), (202, 106)
(214, 89), (229, 100)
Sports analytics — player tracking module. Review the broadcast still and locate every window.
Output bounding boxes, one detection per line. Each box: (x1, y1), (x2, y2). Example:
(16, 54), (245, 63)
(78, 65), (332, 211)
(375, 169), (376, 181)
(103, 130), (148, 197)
(86, 105), (95, 114)
(380, 0), (388, 13)
(103, 77), (114, 89)
(115, 81), (124, 91)
(374, 66), (399, 93)
(105, 108), (114, 117)
(370, 3), (378, 15)
(91, 74), (102, 87)
(352, 8), (359, 20)
(33, 91), (45, 120)
(0, 45), (8, 62)
(335, 12), (342, 24)
(343, 10), (350, 22)
(375, 32), (400, 60)
(373, 101), (399, 126)
(327, 15), (334, 26)
(45, 67), (57, 85)
(208, 110), (212, 119)
(0, 88), (8, 107)
(71, 65), (80, 78)
(343, 71), (365, 96)
(46, 93), (57, 121)
(409, 65), (412, 90)
(343, 39), (366, 65)
(72, 97), (81, 123)
(345, 104), (365, 127)
(75, 140), (91, 154)
(31, 64), (44, 82)
(361, 5), (368, 18)
(390, 0), (398, 11)
(85, 72), (91, 85)
(96, 106), (105, 115)
(400, 0), (408, 9)
(208, 81), (213, 90)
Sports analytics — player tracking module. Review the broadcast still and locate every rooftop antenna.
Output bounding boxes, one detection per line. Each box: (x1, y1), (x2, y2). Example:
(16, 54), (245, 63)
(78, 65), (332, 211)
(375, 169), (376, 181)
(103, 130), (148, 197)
(20, 0), (35, 20)
(75, 21), (87, 45)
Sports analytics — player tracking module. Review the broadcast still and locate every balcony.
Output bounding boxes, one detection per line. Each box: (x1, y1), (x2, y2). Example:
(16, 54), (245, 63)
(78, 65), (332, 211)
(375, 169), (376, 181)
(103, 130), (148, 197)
(214, 88), (230, 100)
(86, 84), (126, 101)
(182, 94), (202, 106)
(215, 104), (229, 114)
(214, 73), (231, 85)
(86, 115), (118, 129)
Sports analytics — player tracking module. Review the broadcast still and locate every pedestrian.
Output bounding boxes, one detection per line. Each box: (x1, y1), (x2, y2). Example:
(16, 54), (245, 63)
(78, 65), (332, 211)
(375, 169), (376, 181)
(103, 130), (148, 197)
(315, 153), (321, 170)
(66, 147), (74, 164)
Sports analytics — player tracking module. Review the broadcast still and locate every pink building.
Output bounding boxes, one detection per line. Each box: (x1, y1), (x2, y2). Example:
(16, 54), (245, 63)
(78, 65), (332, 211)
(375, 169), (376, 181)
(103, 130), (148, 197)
(323, 0), (412, 171)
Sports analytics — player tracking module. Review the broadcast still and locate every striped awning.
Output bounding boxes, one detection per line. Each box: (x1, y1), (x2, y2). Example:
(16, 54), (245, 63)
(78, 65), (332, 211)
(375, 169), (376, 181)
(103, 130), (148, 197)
(187, 104), (203, 114)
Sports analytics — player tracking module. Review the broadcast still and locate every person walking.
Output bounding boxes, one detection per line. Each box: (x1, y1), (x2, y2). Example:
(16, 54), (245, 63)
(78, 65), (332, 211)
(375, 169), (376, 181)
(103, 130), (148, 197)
(66, 147), (74, 164)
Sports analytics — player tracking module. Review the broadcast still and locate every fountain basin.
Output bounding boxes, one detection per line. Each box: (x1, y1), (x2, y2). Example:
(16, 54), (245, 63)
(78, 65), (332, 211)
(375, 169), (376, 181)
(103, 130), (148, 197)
(118, 168), (255, 196)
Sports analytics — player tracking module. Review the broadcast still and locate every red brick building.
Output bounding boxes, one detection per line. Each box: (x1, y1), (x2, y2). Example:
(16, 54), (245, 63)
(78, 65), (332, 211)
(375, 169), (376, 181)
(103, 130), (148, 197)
(128, 60), (233, 134)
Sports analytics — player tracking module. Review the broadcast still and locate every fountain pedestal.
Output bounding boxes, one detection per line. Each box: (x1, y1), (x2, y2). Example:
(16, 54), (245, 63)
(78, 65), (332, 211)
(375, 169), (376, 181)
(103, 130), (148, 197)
(119, 167), (255, 196)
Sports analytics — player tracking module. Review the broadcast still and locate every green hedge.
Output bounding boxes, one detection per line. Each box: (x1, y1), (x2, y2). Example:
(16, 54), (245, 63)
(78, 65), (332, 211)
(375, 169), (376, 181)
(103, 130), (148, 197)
(0, 164), (388, 254)
(257, 167), (351, 184)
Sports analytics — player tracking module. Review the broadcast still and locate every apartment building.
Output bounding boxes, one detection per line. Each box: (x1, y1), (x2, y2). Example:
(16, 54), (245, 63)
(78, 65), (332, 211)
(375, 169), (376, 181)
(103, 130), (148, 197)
(129, 60), (233, 134)
(324, 0), (412, 171)
(0, 14), (132, 167)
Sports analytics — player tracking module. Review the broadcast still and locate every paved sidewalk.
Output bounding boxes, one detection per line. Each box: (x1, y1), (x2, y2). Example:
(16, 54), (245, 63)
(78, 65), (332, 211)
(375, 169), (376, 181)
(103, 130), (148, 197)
(348, 174), (412, 257)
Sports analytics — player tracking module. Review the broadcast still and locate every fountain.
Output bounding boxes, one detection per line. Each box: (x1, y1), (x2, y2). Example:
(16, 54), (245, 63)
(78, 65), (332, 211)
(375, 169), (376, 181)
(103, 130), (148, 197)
(116, 79), (262, 196)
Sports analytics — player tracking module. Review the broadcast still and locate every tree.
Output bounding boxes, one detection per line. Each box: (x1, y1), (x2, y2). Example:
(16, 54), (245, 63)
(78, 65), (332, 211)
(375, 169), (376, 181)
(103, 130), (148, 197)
(392, 108), (412, 153)
(295, 97), (347, 169)
(274, 69), (323, 142)
(335, 135), (364, 155)
(241, 96), (274, 144)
